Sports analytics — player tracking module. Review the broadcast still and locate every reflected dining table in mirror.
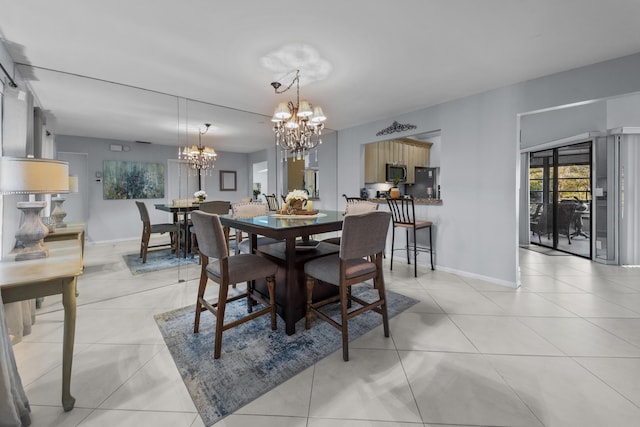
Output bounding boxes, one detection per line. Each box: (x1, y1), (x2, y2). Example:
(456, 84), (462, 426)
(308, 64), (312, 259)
(154, 202), (200, 258)
(219, 210), (344, 335)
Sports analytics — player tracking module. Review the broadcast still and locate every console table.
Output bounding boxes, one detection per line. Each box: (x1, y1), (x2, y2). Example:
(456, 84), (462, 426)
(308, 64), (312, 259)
(0, 240), (83, 411)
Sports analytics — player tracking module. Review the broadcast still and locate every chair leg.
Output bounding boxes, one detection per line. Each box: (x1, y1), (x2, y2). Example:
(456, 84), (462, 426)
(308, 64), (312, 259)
(247, 280), (254, 313)
(413, 226), (418, 277)
(141, 232), (150, 264)
(214, 283), (229, 359)
(193, 262), (208, 333)
(305, 276), (315, 329)
(429, 225), (434, 270)
(390, 226), (395, 271)
(267, 276), (276, 331)
(340, 283), (350, 362)
(375, 253), (390, 337)
(406, 228), (411, 265)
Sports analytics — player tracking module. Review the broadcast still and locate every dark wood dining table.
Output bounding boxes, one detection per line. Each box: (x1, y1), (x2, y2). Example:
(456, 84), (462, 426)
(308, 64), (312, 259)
(154, 203), (200, 257)
(219, 210), (344, 335)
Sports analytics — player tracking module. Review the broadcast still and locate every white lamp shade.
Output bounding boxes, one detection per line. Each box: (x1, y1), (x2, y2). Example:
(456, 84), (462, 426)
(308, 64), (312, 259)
(0, 157), (69, 195)
(273, 102), (292, 120)
(68, 175), (79, 193)
(311, 106), (327, 123)
(297, 100), (313, 117)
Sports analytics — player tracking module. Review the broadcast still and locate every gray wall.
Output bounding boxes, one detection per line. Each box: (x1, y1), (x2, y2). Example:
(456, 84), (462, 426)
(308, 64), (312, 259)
(520, 102), (607, 149)
(56, 135), (250, 243)
(337, 52), (640, 287)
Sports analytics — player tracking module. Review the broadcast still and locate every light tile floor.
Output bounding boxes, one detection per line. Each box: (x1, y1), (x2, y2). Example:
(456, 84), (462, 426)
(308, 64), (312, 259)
(11, 239), (640, 426)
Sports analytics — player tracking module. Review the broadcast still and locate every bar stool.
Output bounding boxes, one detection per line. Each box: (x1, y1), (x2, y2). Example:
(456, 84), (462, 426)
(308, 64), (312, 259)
(386, 195), (434, 277)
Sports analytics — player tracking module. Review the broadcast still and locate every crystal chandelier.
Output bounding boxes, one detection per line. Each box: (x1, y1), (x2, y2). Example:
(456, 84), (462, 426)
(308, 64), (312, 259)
(270, 70), (327, 161)
(179, 123), (217, 175)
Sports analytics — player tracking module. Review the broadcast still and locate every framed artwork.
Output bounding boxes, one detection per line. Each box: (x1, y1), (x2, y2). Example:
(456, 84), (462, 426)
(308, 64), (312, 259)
(103, 160), (165, 199)
(220, 170), (237, 191)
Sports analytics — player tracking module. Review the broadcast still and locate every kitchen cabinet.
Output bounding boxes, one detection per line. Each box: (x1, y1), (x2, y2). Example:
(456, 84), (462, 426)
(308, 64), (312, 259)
(364, 138), (431, 183)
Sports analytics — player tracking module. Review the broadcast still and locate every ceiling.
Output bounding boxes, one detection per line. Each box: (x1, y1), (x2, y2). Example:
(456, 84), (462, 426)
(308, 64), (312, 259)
(1, 0), (640, 153)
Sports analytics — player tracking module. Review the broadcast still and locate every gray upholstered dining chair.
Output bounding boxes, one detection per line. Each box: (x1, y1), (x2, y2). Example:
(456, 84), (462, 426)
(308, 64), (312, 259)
(190, 201), (231, 257)
(135, 201), (178, 263)
(304, 210), (391, 361)
(190, 210), (278, 359)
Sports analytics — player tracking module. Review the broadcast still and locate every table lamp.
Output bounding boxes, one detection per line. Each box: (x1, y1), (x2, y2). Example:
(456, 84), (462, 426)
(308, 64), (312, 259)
(51, 174), (79, 228)
(0, 157), (69, 260)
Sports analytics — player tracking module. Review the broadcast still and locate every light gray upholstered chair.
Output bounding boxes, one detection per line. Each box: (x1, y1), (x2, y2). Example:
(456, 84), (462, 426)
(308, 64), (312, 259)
(190, 210), (278, 359)
(190, 201), (231, 257)
(231, 201), (282, 254)
(135, 201), (178, 263)
(322, 200), (379, 246)
(304, 211), (391, 361)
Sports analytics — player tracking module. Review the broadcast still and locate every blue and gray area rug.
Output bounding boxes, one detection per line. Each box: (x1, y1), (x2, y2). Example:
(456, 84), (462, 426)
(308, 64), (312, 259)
(154, 285), (418, 426)
(122, 250), (199, 275)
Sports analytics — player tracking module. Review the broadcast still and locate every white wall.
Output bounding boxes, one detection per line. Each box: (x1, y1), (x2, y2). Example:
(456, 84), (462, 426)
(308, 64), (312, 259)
(338, 52), (640, 287)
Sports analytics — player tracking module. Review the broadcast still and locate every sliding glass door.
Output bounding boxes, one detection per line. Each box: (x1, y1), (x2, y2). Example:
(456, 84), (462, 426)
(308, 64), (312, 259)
(529, 141), (592, 258)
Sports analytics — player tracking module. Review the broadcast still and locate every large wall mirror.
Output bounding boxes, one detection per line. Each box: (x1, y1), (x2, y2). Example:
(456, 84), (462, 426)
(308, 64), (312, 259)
(15, 63), (340, 286)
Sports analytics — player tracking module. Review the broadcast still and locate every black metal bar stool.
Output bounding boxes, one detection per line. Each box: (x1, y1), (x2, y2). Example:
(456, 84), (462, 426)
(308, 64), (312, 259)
(385, 195), (434, 277)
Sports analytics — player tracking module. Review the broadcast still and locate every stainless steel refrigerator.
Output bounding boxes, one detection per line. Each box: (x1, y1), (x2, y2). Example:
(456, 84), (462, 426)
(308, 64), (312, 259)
(410, 167), (439, 199)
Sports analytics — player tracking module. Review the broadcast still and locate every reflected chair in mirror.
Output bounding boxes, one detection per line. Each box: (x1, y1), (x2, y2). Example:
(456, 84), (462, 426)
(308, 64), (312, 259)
(322, 200), (379, 246)
(304, 211), (392, 361)
(386, 195), (434, 277)
(231, 201), (282, 254)
(265, 194), (280, 212)
(190, 211), (278, 359)
(135, 201), (179, 263)
(190, 201), (231, 257)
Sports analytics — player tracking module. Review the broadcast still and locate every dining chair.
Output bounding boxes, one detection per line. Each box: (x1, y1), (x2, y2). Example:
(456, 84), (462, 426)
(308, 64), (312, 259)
(190, 210), (278, 359)
(386, 195), (434, 277)
(322, 200), (379, 246)
(264, 194), (280, 212)
(135, 201), (179, 263)
(190, 201), (231, 257)
(304, 211), (392, 361)
(231, 201), (282, 254)
(342, 193), (365, 203)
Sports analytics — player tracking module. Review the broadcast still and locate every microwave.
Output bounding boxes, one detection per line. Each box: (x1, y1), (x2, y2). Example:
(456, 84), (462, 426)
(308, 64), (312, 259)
(386, 163), (407, 183)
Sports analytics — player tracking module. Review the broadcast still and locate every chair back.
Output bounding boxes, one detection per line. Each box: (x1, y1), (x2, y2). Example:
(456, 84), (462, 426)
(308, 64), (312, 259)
(199, 200), (231, 215)
(385, 196), (417, 226)
(345, 200), (378, 216)
(238, 197), (252, 203)
(232, 201), (268, 218)
(190, 211), (228, 260)
(340, 211), (391, 260)
(343, 193), (365, 203)
(265, 194), (280, 211)
(172, 198), (192, 207)
(135, 201), (150, 224)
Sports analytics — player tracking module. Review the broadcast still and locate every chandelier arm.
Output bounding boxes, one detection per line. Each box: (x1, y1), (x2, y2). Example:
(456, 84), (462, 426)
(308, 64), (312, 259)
(272, 70), (300, 94)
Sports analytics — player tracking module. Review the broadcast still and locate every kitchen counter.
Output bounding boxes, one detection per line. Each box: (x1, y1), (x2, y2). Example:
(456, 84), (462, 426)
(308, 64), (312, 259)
(368, 198), (442, 205)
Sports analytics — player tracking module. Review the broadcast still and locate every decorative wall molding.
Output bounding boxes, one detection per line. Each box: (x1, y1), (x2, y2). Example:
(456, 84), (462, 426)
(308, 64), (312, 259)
(376, 120), (417, 136)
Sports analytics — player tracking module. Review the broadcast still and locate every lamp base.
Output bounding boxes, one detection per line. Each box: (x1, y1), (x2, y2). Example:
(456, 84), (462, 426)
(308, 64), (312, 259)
(51, 197), (68, 228)
(13, 201), (50, 261)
